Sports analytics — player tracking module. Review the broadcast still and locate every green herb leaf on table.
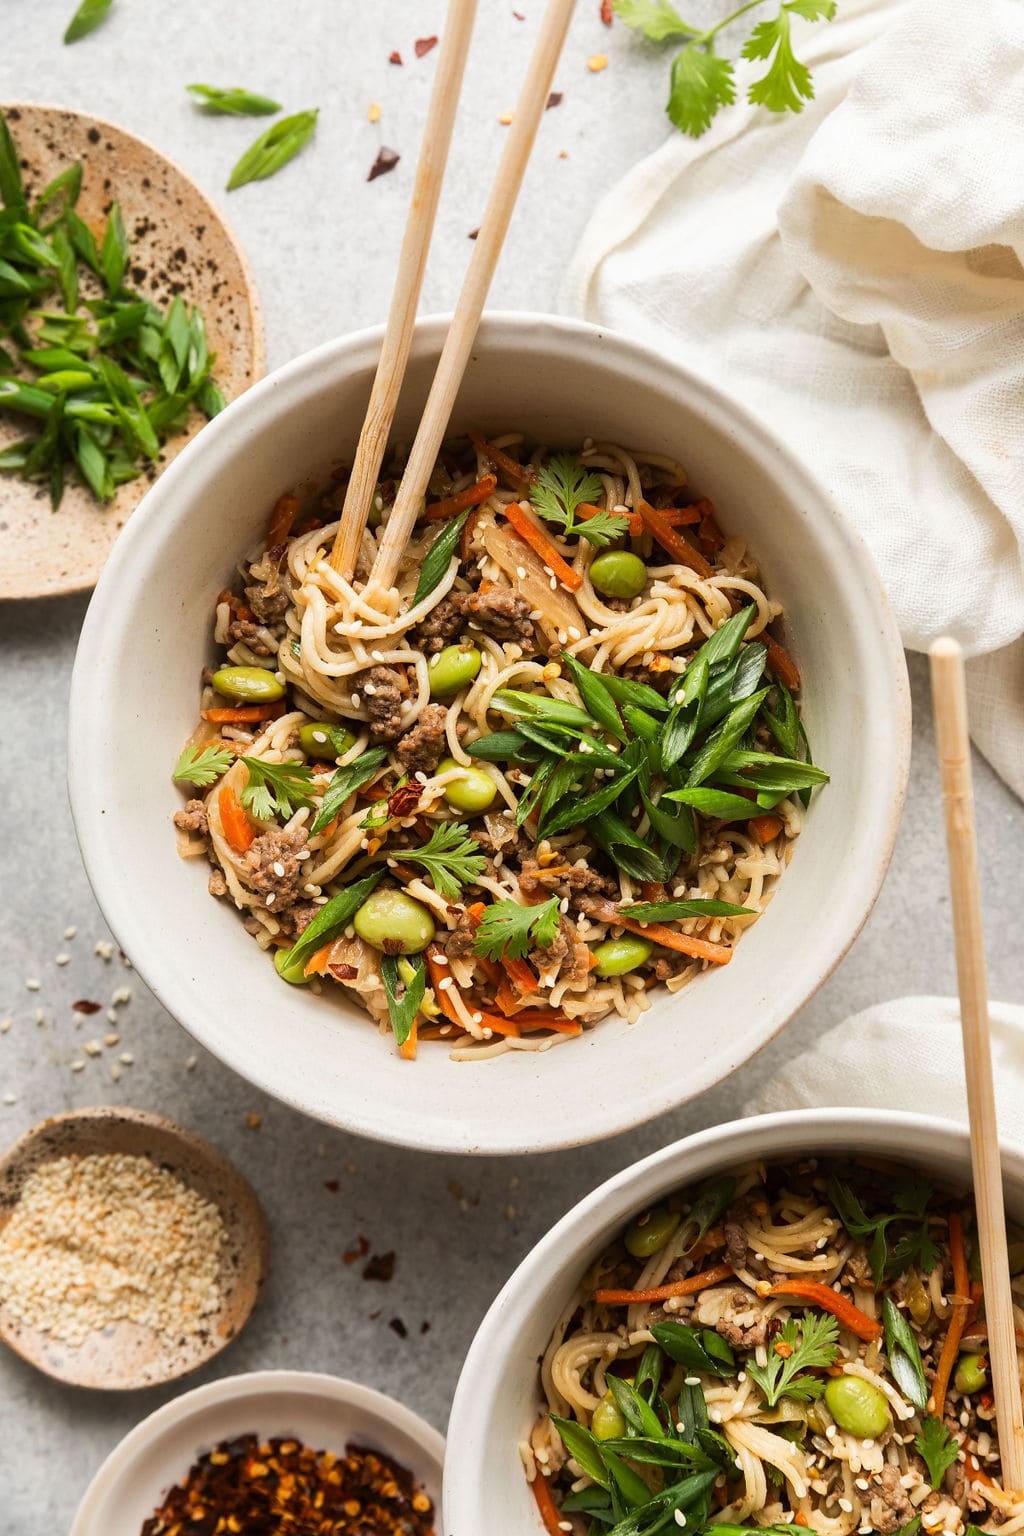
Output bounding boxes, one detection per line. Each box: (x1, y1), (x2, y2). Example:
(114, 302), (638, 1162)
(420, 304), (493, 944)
(64, 0), (114, 44)
(412, 508), (471, 606)
(743, 1), (837, 115)
(530, 452), (631, 549)
(747, 1313), (839, 1408)
(668, 44), (736, 137)
(310, 747), (388, 835)
(390, 820), (486, 901)
(915, 1415), (959, 1489)
(279, 871), (383, 976)
(240, 757), (316, 820)
(473, 895), (560, 962)
(380, 953), (425, 1048)
(612, 0), (698, 40)
(186, 84), (283, 116)
(227, 109), (319, 191)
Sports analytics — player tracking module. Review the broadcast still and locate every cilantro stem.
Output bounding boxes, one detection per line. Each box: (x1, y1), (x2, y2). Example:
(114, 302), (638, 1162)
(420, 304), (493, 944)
(701, 0), (770, 41)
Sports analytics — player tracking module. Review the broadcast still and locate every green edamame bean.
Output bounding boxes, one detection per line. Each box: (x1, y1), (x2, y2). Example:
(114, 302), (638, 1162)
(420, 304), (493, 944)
(591, 1391), (626, 1442)
(428, 645), (481, 699)
(590, 550), (648, 601)
(592, 935), (654, 978)
(438, 757), (498, 814)
(299, 721), (357, 760)
(625, 1206), (681, 1259)
(274, 947), (310, 985)
(954, 1352), (988, 1395)
(353, 888), (436, 955)
(824, 1375), (891, 1439)
(212, 665), (285, 703)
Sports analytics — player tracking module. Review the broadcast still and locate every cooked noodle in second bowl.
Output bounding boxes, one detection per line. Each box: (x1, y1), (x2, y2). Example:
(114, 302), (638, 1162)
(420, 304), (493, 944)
(172, 433), (827, 1062)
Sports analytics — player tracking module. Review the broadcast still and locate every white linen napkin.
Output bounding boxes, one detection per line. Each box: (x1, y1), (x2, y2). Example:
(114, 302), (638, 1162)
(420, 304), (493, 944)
(562, 0), (1024, 797)
(748, 997), (1024, 1144)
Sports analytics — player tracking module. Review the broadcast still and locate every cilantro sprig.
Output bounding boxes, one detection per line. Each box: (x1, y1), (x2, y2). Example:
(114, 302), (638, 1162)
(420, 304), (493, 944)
(530, 453), (632, 549)
(473, 896), (560, 961)
(173, 742), (234, 788)
(390, 821), (486, 901)
(828, 1171), (939, 1287)
(746, 1312), (839, 1408)
(615, 0), (836, 139)
(239, 756), (316, 820)
(915, 1415), (958, 1489)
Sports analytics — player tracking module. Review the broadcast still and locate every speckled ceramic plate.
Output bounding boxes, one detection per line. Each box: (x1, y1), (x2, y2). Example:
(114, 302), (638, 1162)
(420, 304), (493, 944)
(0, 103), (265, 600)
(0, 1106), (268, 1389)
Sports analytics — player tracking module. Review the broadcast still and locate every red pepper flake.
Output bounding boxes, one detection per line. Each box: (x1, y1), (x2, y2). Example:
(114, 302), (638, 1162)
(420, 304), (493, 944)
(415, 35), (438, 57)
(141, 1434), (436, 1535)
(343, 1235), (370, 1265)
(324, 1179), (340, 1193)
(72, 999), (102, 1014)
(601, 0), (614, 22)
(513, 8), (525, 17)
(389, 49), (403, 64)
(546, 91), (563, 109)
(368, 147), (401, 182)
(389, 1316), (408, 1338)
(363, 1250), (396, 1283)
(388, 783), (422, 819)
(467, 227), (479, 240)
(420, 1320), (431, 1335)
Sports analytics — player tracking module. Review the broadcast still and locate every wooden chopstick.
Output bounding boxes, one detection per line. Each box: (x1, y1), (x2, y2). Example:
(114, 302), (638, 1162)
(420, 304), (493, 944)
(329, 0), (480, 582)
(930, 636), (1024, 1493)
(368, 0), (577, 594)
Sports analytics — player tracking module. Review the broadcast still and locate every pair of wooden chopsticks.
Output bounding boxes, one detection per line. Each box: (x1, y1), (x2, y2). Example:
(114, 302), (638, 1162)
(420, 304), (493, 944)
(932, 639), (1024, 1492)
(330, 0), (576, 591)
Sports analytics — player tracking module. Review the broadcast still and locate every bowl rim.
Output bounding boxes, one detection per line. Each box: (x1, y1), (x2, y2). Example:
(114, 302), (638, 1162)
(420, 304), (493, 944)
(70, 1367), (446, 1536)
(68, 312), (912, 1155)
(442, 1106), (1024, 1527)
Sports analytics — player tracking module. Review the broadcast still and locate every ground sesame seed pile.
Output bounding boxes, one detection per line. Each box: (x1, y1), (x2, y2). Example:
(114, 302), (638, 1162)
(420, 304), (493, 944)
(0, 1153), (225, 1346)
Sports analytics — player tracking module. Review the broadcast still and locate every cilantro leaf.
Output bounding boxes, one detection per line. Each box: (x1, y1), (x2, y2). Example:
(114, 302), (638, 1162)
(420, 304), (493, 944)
(827, 1173), (937, 1286)
(530, 453), (630, 549)
(743, 9), (812, 113)
(667, 44), (736, 136)
(473, 895), (561, 962)
(747, 1313), (839, 1408)
(915, 1415), (958, 1489)
(240, 756), (316, 820)
(173, 742), (234, 788)
(613, 0), (698, 40)
(393, 821), (486, 902)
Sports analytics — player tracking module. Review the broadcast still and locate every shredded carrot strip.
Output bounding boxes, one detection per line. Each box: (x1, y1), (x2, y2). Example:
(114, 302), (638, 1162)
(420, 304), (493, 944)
(506, 1009), (582, 1036)
(202, 702), (284, 724)
(767, 1279), (883, 1342)
(468, 430), (536, 485)
(749, 814), (783, 845)
(654, 505), (703, 526)
(766, 633), (801, 692)
(638, 499), (714, 580)
(399, 1015), (418, 1060)
(596, 1262), (734, 1306)
(266, 492), (300, 548)
(503, 955), (538, 996)
(422, 473), (497, 521)
(504, 501), (583, 592)
(218, 784), (254, 855)
(585, 899), (732, 966)
(460, 508), (480, 561)
(530, 1470), (565, 1536)
(578, 501), (644, 537)
(793, 1514), (811, 1528)
(303, 940), (335, 979)
(929, 1212), (970, 1416)
(693, 499), (725, 555)
(690, 1225), (725, 1261)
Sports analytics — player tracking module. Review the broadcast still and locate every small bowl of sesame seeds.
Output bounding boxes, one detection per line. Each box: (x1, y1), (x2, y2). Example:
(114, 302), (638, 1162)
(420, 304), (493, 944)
(70, 1369), (444, 1536)
(0, 1105), (267, 1389)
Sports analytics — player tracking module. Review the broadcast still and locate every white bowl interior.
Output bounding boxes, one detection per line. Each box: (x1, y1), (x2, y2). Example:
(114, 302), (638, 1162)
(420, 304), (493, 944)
(70, 315), (909, 1154)
(71, 1370), (444, 1536)
(443, 1109), (1024, 1532)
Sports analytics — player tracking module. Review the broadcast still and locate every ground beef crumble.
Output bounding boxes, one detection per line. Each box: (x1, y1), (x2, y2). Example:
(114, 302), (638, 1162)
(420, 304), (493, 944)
(243, 825), (309, 911)
(364, 666), (405, 743)
(173, 799), (208, 836)
(395, 704), (449, 775)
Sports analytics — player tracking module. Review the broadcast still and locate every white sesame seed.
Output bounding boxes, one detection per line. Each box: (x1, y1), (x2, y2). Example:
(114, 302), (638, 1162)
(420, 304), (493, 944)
(471, 1012), (483, 1024)
(106, 1008), (118, 1025)
(185, 1055), (198, 1071)
(105, 1033), (119, 1047)
(110, 1062), (121, 1083)
(111, 987), (131, 1005)
(94, 940), (113, 960)
(83, 1040), (102, 1057)
(25, 978), (40, 992)
(2, 1093), (15, 1106)
(63, 926), (77, 939)
(265, 893), (275, 906)
(437, 977), (454, 991)
(34, 1009), (47, 1028)
(364, 683), (377, 696)
(119, 1052), (134, 1066)
(69, 1060), (85, 1073)
(55, 953), (71, 967)
(549, 576), (557, 590)
(272, 861), (286, 879)
(0, 1018), (11, 1035)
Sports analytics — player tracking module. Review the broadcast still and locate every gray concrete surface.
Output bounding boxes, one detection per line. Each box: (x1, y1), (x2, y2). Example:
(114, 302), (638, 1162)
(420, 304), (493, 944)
(2, 3), (1023, 1531)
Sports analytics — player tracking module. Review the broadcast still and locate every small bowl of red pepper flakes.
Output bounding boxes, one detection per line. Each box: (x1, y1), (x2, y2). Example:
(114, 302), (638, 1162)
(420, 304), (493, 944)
(70, 1371), (443, 1536)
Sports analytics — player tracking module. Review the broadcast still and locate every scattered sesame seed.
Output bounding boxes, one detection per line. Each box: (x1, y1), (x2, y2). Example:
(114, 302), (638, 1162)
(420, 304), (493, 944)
(83, 1040), (102, 1057)
(587, 52), (608, 71)
(185, 1055), (198, 1071)
(245, 1113), (262, 1130)
(94, 940), (113, 960)
(2, 1093), (16, 1106)
(119, 1052), (134, 1066)
(111, 986), (131, 1005)
(63, 926), (77, 939)
(110, 1062), (122, 1083)
(272, 861), (286, 879)
(25, 978), (40, 992)
(105, 1032), (119, 1047)
(34, 1009), (47, 1028)
(106, 1008), (118, 1025)
(265, 893), (276, 906)
(69, 1060), (86, 1073)
(498, 110), (513, 124)
(55, 953), (71, 967)
(0, 1018), (11, 1035)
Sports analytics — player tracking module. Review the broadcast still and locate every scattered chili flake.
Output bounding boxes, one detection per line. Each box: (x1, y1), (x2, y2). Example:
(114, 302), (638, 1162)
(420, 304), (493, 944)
(368, 1309), (381, 1320)
(389, 1316), (408, 1339)
(588, 52), (609, 71)
(559, 150), (569, 159)
(72, 999), (102, 1015)
(601, 0), (614, 22)
(415, 36), (438, 57)
(343, 1235), (370, 1265)
(389, 49), (403, 65)
(324, 1179), (340, 1193)
(363, 1250), (396, 1283)
(368, 147), (401, 182)
(513, 7), (525, 16)
(368, 103), (382, 123)
(546, 91), (563, 109)
(140, 1433), (436, 1536)
(245, 1112), (262, 1130)
(420, 1320), (431, 1335)
(467, 227), (479, 240)
(498, 111), (513, 125)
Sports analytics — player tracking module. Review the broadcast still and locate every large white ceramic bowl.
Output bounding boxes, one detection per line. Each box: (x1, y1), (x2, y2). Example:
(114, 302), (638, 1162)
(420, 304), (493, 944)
(72, 1369), (444, 1536)
(69, 314), (910, 1155)
(443, 1108), (1024, 1531)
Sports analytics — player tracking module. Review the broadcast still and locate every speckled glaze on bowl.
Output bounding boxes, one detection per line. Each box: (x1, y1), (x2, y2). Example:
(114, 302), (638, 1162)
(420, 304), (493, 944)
(68, 314), (910, 1155)
(70, 1370), (444, 1536)
(443, 1109), (1024, 1533)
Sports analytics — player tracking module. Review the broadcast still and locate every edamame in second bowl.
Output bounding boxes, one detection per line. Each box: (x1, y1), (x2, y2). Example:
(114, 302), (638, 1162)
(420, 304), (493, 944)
(171, 429), (826, 1063)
